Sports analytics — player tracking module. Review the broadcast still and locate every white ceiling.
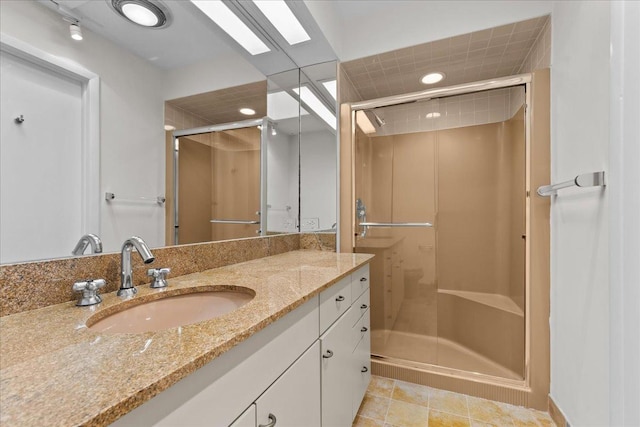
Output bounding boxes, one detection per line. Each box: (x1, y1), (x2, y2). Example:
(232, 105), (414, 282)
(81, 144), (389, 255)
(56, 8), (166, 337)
(52, 0), (238, 69)
(304, 0), (553, 61)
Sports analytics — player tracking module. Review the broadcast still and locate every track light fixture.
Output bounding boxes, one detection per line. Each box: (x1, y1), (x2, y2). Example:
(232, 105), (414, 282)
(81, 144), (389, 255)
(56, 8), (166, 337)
(69, 22), (83, 41)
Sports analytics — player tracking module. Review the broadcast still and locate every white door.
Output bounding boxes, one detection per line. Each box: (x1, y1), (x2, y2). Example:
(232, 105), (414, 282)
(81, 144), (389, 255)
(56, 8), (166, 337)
(0, 50), (83, 263)
(255, 341), (321, 427)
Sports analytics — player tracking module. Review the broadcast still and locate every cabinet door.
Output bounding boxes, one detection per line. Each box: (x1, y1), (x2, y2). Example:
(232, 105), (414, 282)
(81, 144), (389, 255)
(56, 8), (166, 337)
(321, 309), (354, 427)
(255, 342), (321, 427)
(230, 404), (256, 427)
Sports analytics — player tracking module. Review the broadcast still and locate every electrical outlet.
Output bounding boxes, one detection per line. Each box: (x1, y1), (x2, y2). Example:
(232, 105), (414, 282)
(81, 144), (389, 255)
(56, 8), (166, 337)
(301, 217), (319, 230)
(282, 218), (296, 229)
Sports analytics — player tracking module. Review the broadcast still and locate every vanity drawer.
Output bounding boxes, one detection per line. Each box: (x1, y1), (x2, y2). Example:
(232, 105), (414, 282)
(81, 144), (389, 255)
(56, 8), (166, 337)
(352, 308), (370, 350)
(350, 264), (370, 298)
(352, 288), (370, 326)
(319, 276), (352, 333)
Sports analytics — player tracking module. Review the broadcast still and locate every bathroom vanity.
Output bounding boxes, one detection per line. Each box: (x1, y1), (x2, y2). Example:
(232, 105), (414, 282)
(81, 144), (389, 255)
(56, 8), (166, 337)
(0, 250), (372, 426)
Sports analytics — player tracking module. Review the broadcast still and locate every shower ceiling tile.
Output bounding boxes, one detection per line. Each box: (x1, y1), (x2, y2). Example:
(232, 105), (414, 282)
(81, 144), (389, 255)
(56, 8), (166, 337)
(342, 16), (549, 102)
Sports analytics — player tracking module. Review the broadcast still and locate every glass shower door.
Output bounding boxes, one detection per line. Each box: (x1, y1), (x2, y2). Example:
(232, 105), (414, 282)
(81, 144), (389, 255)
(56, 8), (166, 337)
(354, 113), (438, 366)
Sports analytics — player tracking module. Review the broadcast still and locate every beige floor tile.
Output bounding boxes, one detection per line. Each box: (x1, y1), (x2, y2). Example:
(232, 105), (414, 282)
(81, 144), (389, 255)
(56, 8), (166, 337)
(428, 388), (469, 417)
(367, 375), (395, 398)
(470, 419), (511, 427)
(386, 399), (430, 427)
(467, 396), (513, 425)
(353, 415), (385, 427)
(428, 409), (471, 427)
(358, 393), (391, 422)
(392, 380), (430, 407)
(500, 403), (543, 427)
(530, 409), (555, 427)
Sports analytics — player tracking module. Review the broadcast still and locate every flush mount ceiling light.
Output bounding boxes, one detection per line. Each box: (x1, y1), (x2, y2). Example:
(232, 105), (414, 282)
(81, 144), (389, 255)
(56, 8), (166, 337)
(69, 23), (83, 41)
(426, 112), (441, 119)
(293, 86), (336, 130)
(421, 72), (445, 85)
(356, 111), (376, 134)
(322, 80), (337, 101)
(190, 0), (270, 55)
(110, 0), (170, 28)
(252, 0), (310, 45)
(239, 107), (256, 116)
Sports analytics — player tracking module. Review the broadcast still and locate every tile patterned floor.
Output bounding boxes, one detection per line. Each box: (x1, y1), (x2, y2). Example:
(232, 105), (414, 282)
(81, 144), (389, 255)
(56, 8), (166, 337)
(353, 376), (555, 427)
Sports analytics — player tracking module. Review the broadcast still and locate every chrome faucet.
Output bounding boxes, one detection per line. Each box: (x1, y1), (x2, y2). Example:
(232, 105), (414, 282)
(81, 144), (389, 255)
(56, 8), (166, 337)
(117, 236), (155, 297)
(72, 234), (103, 255)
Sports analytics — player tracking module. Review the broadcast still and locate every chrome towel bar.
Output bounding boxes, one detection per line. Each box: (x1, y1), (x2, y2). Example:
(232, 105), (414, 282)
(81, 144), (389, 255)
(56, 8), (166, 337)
(105, 192), (165, 205)
(536, 171), (606, 197)
(359, 222), (433, 228)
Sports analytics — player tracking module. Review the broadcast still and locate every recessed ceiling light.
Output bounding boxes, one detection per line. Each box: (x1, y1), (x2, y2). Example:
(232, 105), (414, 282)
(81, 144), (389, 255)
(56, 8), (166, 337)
(293, 86), (336, 130)
(190, 0), (270, 55)
(110, 0), (169, 28)
(239, 108), (256, 116)
(421, 72), (445, 85)
(322, 80), (337, 101)
(252, 0), (310, 45)
(426, 112), (441, 119)
(164, 124), (176, 131)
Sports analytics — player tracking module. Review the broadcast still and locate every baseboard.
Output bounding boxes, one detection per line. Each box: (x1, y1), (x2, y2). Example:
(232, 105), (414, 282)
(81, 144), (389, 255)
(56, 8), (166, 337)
(549, 395), (568, 427)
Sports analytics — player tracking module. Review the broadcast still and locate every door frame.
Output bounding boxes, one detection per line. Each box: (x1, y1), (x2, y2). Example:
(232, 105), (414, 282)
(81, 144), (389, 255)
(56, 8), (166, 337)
(0, 34), (101, 236)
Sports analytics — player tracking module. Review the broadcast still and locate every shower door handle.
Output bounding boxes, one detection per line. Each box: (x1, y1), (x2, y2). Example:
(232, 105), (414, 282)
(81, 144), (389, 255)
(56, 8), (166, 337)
(359, 222), (433, 227)
(210, 219), (260, 224)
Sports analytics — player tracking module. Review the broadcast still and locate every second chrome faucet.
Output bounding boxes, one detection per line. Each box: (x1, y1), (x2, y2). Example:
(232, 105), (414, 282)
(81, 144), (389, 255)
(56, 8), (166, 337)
(117, 236), (155, 298)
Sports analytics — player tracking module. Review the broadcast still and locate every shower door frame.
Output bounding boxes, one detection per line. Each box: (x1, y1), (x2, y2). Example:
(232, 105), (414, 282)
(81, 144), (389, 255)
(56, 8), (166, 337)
(172, 117), (269, 245)
(350, 74), (533, 389)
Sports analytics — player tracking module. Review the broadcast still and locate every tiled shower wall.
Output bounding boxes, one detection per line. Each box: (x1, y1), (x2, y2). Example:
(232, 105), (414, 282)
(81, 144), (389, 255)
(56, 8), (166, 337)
(518, 17), (551, 74)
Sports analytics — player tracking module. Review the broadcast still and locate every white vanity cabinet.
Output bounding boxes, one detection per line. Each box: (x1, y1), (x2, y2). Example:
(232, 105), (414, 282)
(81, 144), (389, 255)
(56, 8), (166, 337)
(320, 267), (371, 426)
(112, 265), (370, 427)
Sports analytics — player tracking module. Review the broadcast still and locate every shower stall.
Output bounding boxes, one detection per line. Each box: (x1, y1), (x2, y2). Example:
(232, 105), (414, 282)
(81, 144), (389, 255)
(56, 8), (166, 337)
(352, 75), (532, 390)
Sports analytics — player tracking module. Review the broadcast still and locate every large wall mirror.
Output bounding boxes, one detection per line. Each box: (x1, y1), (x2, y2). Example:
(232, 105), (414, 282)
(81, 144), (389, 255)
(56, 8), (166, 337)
(0, 0), (337, 264)
(168, 62), (338, 244)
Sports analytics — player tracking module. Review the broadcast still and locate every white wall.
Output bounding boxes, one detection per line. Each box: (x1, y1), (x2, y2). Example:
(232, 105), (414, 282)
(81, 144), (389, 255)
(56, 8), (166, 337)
(0, 0), (165, 252)
(163, 54), (264, 100)
(550, 2), (610, 425)
(266, 132), (298, 232)
(305, 0), (552, 61)
(609, 2), (640, 426)
(300, 130), (336, 231)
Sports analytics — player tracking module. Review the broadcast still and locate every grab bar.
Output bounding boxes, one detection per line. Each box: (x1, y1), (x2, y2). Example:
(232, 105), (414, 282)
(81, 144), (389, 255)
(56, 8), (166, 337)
(210, 219), (260, 224)
(359, 222), (433, 227)
(537, 171), (606, 197)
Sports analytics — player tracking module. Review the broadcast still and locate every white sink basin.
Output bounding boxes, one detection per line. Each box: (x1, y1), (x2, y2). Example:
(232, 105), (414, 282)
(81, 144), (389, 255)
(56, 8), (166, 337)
(88, 289), (254, 334)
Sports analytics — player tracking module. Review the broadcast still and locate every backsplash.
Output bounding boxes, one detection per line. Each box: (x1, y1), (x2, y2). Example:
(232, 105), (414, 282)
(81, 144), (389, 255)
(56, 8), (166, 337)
(0, 233), (336, 317)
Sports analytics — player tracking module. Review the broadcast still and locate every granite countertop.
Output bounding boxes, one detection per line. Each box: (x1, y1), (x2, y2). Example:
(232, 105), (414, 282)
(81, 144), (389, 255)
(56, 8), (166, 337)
(0, 250), (373, 427)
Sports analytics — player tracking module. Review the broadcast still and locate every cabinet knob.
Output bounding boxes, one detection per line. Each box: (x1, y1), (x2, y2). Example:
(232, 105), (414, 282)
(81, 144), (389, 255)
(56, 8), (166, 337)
(322, 349), (334, 359)
(361, 366), (369, 373)
(335, 295), (345, 302)
(360, 304), (368, 309)
(361, 326), (368, 332)
(360, 277), (367, 282)
(259, 413), (277, 427)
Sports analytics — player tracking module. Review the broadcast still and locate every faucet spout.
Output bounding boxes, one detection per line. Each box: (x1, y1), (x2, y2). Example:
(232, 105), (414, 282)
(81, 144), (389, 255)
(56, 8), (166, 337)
(72, 234), (103, 255)
(117, 236), (155, 298)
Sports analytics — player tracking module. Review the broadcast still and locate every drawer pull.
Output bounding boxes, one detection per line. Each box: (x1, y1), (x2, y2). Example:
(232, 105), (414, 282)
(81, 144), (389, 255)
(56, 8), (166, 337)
(361, 366), (368, 373)
(335, 295), (345, 302)
(322, 349), (334, 359)
(361, 326), (368, 332)
(360, 277), (367, 282)
(360, 304), (368, 309)
(259, 413), (277, 427)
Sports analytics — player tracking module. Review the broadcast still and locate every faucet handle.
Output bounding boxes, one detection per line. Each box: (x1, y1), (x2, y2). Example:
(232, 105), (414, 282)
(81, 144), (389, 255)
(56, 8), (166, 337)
(147, 267), (171, 289)
(72, 279), (106, 306)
